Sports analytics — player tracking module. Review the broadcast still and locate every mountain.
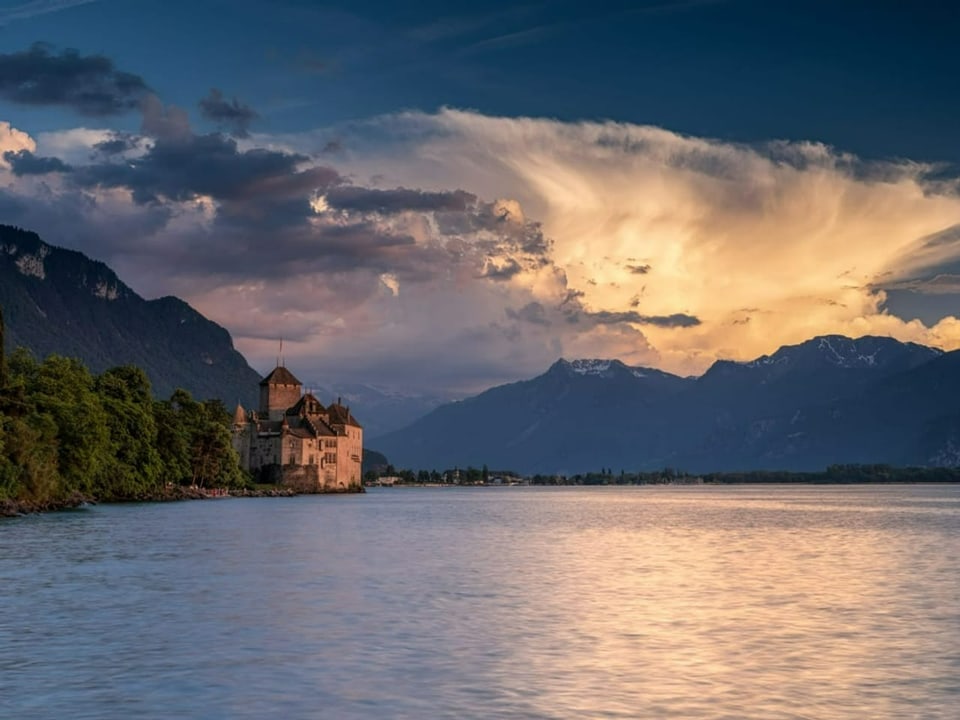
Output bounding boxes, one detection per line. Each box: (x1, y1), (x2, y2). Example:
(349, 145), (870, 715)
(304, 381), (452, 439)
(374, 336), (960, 474)
(374, 358), (693, 473)
(0, 224), (261, 405)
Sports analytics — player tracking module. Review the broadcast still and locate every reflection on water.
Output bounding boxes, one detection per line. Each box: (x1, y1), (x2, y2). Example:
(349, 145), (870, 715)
(2, 485), (959, 719)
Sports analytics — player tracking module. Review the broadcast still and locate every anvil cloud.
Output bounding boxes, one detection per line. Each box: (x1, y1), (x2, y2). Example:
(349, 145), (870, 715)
(3, 88), (960, 391)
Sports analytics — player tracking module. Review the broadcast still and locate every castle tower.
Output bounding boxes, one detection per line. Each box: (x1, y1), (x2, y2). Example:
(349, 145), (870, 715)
(258, 365), (303, 421)
(232, 401), (246, 426)
(231, 400), (251, 469)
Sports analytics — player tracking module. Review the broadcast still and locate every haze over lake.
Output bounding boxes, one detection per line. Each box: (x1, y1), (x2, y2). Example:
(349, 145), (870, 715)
(3, 485), (959, 719)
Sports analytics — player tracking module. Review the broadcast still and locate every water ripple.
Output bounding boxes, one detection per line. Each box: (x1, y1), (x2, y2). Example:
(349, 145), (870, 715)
(1, 485), (958, 719)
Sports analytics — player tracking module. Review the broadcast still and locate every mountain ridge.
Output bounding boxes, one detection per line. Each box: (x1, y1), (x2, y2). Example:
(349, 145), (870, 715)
(0, 224), (262, 405)
(0, 224), (451, 435)
(374, 335), (960, 474)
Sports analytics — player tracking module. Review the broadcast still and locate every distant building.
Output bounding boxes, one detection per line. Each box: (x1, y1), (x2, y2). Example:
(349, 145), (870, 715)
(231, 365), (363, 492)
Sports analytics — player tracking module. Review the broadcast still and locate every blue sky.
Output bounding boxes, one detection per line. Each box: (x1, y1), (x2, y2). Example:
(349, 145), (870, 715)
(5, 0), (957, 161)
(1, 0), (959, 391)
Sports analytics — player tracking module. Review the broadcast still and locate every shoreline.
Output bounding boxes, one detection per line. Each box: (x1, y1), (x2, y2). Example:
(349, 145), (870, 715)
(1, 483), (363, 518)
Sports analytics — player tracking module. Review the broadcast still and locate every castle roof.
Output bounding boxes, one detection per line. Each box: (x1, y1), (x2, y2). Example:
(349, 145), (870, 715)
(259, 365), (302, 387)
(286, 392), (325, 417)
(232, 402), (246, 425)
(328, 401), (362, 428)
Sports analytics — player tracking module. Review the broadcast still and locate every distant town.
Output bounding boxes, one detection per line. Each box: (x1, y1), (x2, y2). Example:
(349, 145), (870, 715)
(364, 464), (960, 487)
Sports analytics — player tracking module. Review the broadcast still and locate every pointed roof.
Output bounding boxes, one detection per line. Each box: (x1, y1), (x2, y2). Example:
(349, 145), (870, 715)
(259, 365), (302, 387)
(233, 401), (246, 425)
(287, 392), (325, 417)
(327, 401), (362, 428)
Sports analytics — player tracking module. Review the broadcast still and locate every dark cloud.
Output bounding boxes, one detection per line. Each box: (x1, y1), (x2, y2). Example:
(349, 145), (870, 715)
(626, 263), (651, 274)
(3, 149), (72, 175)
(482, 258), (522, 280)
(75, 133), (340, 208)
(199, 88), (258, 138)
(92, 132), (141, 156)
(0, 185), (172, 266)
(324, 186), (475, 214)
(637, 312), (701, 328)
(161, 222), (421, 282)
(506, 301), (550, 325)
(560, 288), (585, 306)
(559, 293), (701, 328)
(0, 43), (149, 115)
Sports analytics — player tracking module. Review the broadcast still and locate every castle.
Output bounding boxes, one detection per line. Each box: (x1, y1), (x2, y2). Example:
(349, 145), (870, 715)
(231, 365), (363, 492)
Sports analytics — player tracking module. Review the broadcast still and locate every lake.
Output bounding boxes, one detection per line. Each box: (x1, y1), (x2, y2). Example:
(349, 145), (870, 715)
(2, 485), (959, 719)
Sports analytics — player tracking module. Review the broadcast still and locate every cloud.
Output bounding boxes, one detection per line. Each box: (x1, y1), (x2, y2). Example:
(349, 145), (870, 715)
(323, 186), (475, 213)
(312, 109), (960, 376)
(0, 0), (98, 25)
(2, 149), (72, 175)
(139, 93), (191, 142)
(585, 310), (701, 327)
(507, 301), (550, 325)
(74, 132), (340, 211)
(198, 88), (258, 138)
(482, 258), (522, 280)
(0, 121), (36, 162)
(92, 132), (141, 156)
(0, 43), (149, 115)
(8, 105), (960, 392)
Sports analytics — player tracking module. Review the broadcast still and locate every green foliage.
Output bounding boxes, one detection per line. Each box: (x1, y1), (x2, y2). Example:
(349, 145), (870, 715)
(0, 327), (247, 506)
(95, 366), (164, 499)
(31, 355), (111, 495)
(153, 391), (247, 489)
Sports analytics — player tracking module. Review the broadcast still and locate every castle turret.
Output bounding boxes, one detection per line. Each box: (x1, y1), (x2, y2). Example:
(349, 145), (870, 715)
(232, 401), (246, 426)
(258, 365), (302, 421)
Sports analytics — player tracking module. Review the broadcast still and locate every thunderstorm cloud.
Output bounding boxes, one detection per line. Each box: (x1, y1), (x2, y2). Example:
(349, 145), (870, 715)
(5, 105), (960, 391)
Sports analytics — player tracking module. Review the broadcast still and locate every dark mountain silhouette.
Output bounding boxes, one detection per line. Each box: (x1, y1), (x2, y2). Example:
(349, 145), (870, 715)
(374, 337), (959, 474)
(0, 224), (261, 405)
(0, 224), (450, 431)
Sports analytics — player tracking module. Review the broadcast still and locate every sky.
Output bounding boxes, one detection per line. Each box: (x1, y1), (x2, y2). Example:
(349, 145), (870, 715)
(1, 0), (959, 394)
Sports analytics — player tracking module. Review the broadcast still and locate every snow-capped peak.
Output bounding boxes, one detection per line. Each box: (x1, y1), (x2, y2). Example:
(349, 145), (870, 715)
(569, 359), (614, 376)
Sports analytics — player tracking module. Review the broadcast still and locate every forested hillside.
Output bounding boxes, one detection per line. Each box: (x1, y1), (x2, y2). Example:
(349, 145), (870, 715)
(0, 306), (247, 514)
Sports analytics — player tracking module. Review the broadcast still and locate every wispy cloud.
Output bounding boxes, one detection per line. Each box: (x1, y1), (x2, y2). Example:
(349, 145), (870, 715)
(0, 0), (98, 25)
(198, 89), (258, 138)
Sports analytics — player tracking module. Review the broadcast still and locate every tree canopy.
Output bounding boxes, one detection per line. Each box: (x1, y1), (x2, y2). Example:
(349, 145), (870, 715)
(0, 313), (249, 509)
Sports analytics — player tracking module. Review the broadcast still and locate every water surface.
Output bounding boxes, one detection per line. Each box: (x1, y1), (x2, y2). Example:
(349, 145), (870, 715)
(2, 485), (958, 718)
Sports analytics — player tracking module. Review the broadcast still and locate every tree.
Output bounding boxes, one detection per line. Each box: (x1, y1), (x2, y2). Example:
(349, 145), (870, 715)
(190, 398), (245, 488)
(30, 355), (111, 495)
(95, 365), (163, 498)
(154, 390), (246, 488)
